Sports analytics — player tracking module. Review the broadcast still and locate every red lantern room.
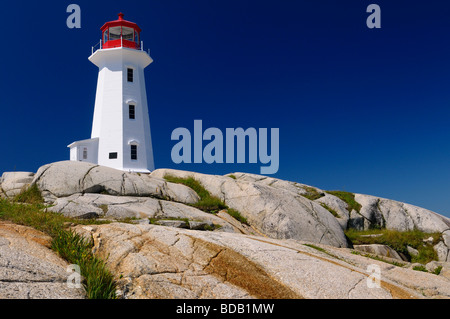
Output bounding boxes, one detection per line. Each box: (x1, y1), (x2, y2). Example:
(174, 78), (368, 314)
(100, 13), (142, 50)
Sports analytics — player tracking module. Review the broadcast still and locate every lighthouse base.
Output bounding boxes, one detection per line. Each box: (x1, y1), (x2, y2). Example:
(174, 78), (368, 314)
(68, 137), (152, 173)
(68, 138), (99, 165)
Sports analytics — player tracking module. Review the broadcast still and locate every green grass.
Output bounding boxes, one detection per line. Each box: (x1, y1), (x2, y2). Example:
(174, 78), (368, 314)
(149, 217), (222, 231)
(164, 175), (226, 213)
(320, 203), (340, 218)
(227, 208), (249, 225)
(303, 243), (345, 261)
(149, 216), (190, 225)
(326, 191), (361, 213)
(164, 175), (210, 199)
(164, 175), (249, 226)
(0, 189), (117, 299)
(99, 204), (108, 215)
(228, 174), (237, 180)
(165, 174), (246, 216)
(412, 265), (428, 272)
(301, 186), (325, 201)
(433, 266), (443, 275)
(51, 229), (116, 299)
(0, 198), (107, 237)
(345, 228), (441, 264)
(194, 196), (227, 214)
(351, 250), (406, 267)
(13, 183), (44, 205)
(203, 223), (222, 231)
(303, 243), (327, 254)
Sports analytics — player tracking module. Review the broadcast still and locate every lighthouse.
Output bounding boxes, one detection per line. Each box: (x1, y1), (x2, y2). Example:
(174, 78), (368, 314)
(68, 13), (155, 173)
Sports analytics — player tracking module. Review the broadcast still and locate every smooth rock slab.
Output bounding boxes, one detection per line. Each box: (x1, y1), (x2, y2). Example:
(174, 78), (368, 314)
(73, 222), (425, 299)
(0, 221), (84, 299)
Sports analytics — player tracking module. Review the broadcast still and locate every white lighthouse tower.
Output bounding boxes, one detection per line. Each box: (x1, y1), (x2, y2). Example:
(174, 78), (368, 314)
(68, 13), (155, 173)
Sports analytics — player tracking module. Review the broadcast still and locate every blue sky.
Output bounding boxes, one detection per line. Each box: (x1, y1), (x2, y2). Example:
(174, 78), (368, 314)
(2, 1), (450, 217)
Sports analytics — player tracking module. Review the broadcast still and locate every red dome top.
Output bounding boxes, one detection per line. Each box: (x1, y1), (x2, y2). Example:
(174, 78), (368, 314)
(101, 13), (141, 50)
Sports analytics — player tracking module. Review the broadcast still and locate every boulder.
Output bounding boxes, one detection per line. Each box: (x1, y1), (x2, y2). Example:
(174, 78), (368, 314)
(315, 193), (350, 230)
(352, 195), (384, 229)
(0, 221), (85, 299)
(425, 261), (450, 280)
(442, 230), (450, 262)
(150, 169), (348, 248)
(354, 194), (450, 233)
(407, 246), (419, 257)
(434, 241), (449, 262)
(0, 172), (35, 198)
(31, 161), (199, 204)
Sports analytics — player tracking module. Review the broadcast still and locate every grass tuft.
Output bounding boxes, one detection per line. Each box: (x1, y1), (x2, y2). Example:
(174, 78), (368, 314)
(0, 198), (116, 299)
(320, 203), (340, 218)
(164, 175), (241, 216)
(13, 183), (44, 205)
(164, 175), (226, 213)
(412, 265), (428, 272)
(51, 229), (116, 299)
(433, 266), (443, 275)
(345, 228), (441, 264)
(303, 243), (327, 254)
(326, 191), (361, 213)
(301, 186), (325, 201)
(351, 250), (406, 267)
(164, 174), (249, 226)
(227, 208), (249, 225)
(149, 217), (190, 225)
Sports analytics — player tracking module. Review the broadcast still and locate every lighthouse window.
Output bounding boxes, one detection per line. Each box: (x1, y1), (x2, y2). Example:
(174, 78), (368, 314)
(127, 68), (134, 82)
(131, 145), (137, 160)
(109, 27), (121, 40)
(122, 27), (134, 41)
(135, 30), (139, 46)
(82, 148), (88, 160)
(109, 152), (118, 159)
(129, 105), (135, 119)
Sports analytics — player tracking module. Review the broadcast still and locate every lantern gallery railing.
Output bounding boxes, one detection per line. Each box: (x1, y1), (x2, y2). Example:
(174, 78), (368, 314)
(91, 39), (150, 55)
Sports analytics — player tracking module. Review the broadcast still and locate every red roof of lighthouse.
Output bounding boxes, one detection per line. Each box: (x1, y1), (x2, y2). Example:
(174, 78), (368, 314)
(101, 13), (141, 33)
(100, 13), (142, 50)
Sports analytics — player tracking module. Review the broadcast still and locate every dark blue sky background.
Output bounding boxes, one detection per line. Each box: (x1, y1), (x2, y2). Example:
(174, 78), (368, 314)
(2, 1), (450, 217)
